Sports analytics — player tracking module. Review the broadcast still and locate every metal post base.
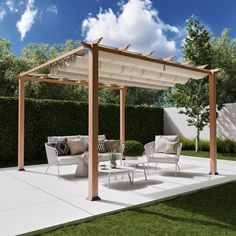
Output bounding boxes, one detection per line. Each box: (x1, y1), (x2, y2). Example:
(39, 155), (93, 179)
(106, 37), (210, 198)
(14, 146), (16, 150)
(87, 196), (101, 201)
(209, 172), (219, 175)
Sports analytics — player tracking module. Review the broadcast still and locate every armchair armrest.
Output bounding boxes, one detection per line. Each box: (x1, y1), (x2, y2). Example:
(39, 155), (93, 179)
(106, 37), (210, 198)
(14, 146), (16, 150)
(176, 142), (183, 161)
(118, 144), (125, 155)
(45, 143), (59, 165)
(144, 141), (155, 159)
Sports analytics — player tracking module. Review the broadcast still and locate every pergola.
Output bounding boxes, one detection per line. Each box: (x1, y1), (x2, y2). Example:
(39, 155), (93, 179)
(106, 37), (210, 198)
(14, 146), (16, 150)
(17, 38), (219, 201)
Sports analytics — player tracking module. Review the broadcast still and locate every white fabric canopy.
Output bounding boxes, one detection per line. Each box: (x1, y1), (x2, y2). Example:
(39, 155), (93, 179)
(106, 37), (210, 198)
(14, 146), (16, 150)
(48, 50), (208, 90)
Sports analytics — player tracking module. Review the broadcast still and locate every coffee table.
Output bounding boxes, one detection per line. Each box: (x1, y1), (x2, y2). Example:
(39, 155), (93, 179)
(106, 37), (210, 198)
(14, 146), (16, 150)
(121, 159), (148, 181)
(99, 166), (135, 188)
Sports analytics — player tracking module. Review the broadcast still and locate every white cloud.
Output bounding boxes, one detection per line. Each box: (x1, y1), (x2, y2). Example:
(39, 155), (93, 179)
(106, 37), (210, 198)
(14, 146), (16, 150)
(46, 5), (58, 15)
(16, 0), (37, 41)
(82, 0), (185, 58)
(6, 0), (18, 13)
(0, 8), (6, 21)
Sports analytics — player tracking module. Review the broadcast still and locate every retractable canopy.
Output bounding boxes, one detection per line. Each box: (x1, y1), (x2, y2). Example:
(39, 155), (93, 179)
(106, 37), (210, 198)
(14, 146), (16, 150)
(19, 42), (214, 90)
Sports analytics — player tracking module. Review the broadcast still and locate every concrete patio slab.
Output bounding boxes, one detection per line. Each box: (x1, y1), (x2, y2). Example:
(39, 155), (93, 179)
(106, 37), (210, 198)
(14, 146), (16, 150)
(0, 155), (235, 235)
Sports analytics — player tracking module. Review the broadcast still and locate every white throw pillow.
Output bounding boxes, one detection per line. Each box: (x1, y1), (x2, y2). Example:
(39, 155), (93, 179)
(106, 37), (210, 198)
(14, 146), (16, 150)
(155, 135), (179, 153)
(155, 136), (166, 153)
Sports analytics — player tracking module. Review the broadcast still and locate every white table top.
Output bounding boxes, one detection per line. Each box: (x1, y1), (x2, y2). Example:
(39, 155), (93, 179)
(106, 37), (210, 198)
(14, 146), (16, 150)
(122, 159), (148, 165)
(99, 165), (134, 173)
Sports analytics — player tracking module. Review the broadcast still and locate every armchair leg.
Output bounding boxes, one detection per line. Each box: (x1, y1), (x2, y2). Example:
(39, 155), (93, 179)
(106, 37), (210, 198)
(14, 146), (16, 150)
(155, 162), (158, 170)
(57, 165), (60, 179)
(46, 166), (49, 174)
(177, 164), (180, 172)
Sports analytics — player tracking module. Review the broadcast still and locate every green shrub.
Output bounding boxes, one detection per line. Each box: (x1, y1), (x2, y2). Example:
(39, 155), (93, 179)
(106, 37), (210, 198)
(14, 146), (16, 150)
(199, 140), (210, 151)
(180, 137), (195, 150)
(0, 97), (163, 162)
(124, 140), (144, 156)
(180, 136), (236, 154)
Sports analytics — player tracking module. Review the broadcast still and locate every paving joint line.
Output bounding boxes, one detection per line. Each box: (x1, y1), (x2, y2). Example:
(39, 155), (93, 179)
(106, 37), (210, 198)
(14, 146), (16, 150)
(4, 171), (95, 216)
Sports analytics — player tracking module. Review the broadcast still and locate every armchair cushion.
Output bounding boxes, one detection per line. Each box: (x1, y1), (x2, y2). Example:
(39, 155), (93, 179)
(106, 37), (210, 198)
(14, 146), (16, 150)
(55, 140), (70, 156)
(104, 140), (120, 152)
(67, 138), (86, 155)
(58, 154), (83, 165)
(164, 141), (180, 154)
(155, 135), (179, 153)
(98, 136), (106, 153)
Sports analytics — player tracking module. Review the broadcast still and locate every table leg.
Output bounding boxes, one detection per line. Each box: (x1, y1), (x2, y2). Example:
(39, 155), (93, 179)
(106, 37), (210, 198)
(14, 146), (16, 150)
(108, 172), (111, 188)
(128, 171), (132, 184)
(143, 163), (147, 181)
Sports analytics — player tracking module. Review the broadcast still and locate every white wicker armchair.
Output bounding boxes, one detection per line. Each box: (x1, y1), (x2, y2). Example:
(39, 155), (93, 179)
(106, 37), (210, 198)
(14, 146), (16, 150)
(144, 140), (182, 176)
(45, 143), (87, 177)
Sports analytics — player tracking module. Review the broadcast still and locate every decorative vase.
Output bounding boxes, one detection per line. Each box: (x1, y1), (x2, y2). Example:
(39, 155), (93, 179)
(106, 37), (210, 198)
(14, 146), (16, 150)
(110, 161), (117, 169)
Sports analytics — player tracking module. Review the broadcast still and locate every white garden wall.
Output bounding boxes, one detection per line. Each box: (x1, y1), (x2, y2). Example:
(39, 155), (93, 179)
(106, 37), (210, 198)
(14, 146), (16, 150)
(164, 103), (236, 141)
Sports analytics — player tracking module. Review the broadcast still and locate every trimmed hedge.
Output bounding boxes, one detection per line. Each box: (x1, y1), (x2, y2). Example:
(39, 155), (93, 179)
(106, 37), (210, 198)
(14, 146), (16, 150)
(180, 137), (236, 154)
(123, 140), (144, 156)
(0, 97), (163, 162)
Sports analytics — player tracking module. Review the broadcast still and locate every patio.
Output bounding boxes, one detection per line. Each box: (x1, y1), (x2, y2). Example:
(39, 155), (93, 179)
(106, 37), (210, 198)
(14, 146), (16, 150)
(0, 155), (235, 235)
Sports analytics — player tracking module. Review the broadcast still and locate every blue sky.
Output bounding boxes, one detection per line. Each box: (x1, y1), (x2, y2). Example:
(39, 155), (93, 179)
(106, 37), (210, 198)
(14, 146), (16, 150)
(0, 0), (236, 57)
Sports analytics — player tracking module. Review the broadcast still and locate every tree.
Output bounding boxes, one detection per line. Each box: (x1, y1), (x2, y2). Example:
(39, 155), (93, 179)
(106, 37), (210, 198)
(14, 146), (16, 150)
(21, 40), (88, 101)
(211, 29), (236, 103)
(167, 18), (213, 152)
(0, 37), (28, 96)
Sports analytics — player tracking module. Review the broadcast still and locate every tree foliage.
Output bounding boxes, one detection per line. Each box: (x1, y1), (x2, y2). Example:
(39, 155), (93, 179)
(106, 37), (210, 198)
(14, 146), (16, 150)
(167, 18), (213, 151)
(211, 29), (236, 103)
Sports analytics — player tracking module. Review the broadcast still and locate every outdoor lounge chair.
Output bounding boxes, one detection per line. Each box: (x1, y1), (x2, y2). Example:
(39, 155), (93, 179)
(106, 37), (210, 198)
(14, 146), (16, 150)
(45, 135), (124, 177)
(144, 135), (182, 176)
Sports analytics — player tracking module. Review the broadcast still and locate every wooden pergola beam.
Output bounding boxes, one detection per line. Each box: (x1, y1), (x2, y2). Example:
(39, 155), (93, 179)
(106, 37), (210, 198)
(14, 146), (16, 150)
(88, 43), (100, 201)
(18, 77), (25, 171)
(120, 87), (127, 144)
(82, 43), (212, 75)
(19, 45), (85, 76)
(17, 76), (124, 90)
(209, 72), (218, 175)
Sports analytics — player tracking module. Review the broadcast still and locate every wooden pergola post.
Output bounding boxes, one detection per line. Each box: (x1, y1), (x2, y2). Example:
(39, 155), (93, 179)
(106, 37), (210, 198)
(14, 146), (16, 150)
(18, 77), (25, 171)
(120, 87), (126, 144)
(209, 72), (218, 175)
(87, 43), (100, 201)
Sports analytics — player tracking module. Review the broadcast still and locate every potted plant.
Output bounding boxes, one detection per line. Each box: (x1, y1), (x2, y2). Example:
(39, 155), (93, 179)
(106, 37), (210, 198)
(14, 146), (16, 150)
(124, 140), (144, 160)
(108, 150), (117, 168)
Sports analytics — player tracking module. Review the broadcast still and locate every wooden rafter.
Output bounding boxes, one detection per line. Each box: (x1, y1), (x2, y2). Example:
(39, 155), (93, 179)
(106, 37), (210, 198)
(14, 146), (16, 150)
(143, 50), (155, 57)
(20, 45), (85, 76)
(197, 64), (208, 69)
(180, 60), (192, 65)
(82, 43), (212, 75)
(92, 37), (103, 44)
(163, 56), (175, 61)
(118, 44), (131, 51)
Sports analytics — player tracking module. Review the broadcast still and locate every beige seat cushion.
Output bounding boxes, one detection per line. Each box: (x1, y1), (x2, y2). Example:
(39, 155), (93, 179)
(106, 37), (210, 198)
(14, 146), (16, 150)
(152, 153), (176, 158)
(104, 140), (120, 152)
(58, 155), (83, 165)
(149, 153), (177, 163)
(67, 138), (86, 155)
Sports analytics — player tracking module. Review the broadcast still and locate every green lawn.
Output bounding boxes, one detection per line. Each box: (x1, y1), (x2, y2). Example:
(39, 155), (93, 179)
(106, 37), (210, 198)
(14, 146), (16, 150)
(41, 182), (236, 236)
(181, 150), (236, 161)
